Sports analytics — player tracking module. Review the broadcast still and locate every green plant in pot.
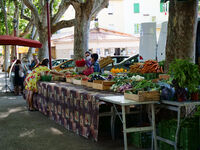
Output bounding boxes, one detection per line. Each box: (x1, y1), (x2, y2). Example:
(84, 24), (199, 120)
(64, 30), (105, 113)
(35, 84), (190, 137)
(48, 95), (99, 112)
(169, 59), (200, 101)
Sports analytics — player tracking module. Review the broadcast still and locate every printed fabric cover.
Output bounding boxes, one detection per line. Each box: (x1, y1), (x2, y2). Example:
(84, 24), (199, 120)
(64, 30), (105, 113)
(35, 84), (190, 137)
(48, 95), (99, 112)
(32, 81), (119, 141)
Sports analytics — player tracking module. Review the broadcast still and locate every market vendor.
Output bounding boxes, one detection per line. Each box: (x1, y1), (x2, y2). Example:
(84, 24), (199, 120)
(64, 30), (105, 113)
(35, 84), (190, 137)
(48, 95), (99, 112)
(85, 51), (91, 67)
(24, 58), (64, 111)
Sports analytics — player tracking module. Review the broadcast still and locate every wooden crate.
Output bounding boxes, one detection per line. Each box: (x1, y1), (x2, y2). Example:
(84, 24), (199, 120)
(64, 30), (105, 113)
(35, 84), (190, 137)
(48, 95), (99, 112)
(66, 77), (73, 83)
(159, 74), (170, 80)
(73, 79), (82, 85)
(124, 90), (160, 102)
(102, 81), (115, 86)
(81, 80), (88, 86)
(93, 83), (111, 90)
(86, 82), (93, 87)
(92, 80), (115, 90)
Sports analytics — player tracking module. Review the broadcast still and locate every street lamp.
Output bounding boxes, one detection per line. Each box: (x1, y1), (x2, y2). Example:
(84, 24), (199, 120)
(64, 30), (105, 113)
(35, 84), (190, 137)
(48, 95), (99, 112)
(46, 0), (52, 69)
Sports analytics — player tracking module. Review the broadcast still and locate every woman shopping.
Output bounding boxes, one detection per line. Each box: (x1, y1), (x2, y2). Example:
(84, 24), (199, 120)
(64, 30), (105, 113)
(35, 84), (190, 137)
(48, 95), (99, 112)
(25, 58), (64, 111)
(13, 59), (24, 95)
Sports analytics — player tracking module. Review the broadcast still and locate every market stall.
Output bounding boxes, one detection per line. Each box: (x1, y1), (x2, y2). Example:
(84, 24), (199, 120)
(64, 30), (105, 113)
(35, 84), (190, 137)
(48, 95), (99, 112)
(24, 58), (200, 150)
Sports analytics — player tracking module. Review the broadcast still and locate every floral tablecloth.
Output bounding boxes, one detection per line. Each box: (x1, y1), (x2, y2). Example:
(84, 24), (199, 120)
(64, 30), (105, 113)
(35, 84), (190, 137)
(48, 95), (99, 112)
(30, 81), (120, 141)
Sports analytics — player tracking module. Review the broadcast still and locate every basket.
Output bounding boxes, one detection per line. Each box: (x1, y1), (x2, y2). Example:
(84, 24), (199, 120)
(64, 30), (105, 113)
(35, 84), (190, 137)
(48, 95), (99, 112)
(124, 90), (160, 102)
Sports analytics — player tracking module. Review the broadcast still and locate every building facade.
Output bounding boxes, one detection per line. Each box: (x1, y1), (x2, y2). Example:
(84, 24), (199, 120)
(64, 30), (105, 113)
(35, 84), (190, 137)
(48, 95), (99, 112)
(95, 0), (169, 36)
(51, 28), (139, 59)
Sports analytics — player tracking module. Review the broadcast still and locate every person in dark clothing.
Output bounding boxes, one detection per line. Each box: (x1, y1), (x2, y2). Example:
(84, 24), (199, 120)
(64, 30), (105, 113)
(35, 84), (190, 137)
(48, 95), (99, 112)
(13, 59), (24, 95)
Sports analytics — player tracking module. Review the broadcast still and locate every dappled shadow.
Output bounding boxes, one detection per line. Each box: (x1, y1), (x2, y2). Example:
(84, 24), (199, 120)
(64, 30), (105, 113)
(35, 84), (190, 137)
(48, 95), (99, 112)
(0, 106), (25, 119)
(45, 127), (64, 135)
(19, 129), (35, 138)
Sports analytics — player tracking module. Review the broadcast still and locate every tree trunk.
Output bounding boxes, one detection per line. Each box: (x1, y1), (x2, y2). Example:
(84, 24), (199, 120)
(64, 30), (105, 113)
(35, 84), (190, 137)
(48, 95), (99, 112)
(27, 26), (37, 60)
(165, 0), (198, 72)
(38, 31), (48, 61)
(74, 10), (91, 60)
(4, 46), (10, 72)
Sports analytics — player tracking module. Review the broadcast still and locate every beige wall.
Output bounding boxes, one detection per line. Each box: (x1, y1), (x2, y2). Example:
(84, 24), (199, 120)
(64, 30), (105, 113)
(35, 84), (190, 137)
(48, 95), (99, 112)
(53, 38), (139, 59)
(95, 0), (125, 33)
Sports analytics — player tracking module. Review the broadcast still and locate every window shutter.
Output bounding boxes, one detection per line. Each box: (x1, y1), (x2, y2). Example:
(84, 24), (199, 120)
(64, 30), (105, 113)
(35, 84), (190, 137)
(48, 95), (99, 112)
(160, 3), (164, 12)
(134, 3), (140, 13)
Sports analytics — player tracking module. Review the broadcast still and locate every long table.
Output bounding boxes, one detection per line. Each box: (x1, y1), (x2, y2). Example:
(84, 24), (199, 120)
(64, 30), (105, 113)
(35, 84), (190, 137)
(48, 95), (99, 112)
(31, 81), (121, 141)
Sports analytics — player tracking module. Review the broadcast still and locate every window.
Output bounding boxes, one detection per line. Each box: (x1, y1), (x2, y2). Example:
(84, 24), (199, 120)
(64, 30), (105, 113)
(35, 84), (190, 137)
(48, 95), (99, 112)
(160, 2), (164, 12)
(134, 24), (140, 34)
(108, 5), (114, 15)
(104, 49), (110, 56)
(133, 3), (140, 13)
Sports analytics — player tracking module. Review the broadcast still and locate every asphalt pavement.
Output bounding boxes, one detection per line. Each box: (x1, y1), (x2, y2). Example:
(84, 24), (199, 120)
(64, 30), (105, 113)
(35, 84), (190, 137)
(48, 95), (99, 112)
(0, 71), (146, 150)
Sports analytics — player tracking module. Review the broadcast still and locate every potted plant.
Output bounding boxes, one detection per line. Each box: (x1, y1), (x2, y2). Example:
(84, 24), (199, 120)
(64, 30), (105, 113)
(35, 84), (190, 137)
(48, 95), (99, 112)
(169, 59), (200, 101)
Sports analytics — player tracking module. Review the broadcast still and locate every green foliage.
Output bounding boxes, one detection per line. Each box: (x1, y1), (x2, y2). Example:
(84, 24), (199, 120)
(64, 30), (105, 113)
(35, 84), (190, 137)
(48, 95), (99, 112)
(132, 80), (160, 92)
(0, 0), (29, 35)
(169, 59), (200, 93)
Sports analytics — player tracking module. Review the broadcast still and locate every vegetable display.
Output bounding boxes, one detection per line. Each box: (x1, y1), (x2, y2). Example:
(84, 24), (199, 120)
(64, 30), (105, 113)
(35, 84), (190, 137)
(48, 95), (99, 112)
(75, 59), (86, 67)
(141, 60), (163, 74)
(110, 75), (145, 93)
(129, 63), (143, 73)
(110, 68), (127, 74)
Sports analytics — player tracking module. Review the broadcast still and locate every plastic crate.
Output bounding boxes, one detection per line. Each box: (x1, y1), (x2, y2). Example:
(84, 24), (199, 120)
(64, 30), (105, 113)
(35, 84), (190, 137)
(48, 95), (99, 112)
(129, 132), (151, 148)
(158, 118), (199, 150)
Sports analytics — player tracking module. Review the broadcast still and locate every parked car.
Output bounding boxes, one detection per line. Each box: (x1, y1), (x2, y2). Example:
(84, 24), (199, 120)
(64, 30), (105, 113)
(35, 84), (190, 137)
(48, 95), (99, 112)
(52, 55), (140, 72)
(52, 59), (68, 67)
(104, 54), (141, 71)
(110, 56), (129, 64)
(52, 59), (75, 72)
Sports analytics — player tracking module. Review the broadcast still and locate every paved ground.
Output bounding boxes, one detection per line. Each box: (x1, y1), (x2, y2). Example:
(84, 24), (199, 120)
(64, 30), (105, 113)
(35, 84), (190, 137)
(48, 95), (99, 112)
(0, 72), (146, 150)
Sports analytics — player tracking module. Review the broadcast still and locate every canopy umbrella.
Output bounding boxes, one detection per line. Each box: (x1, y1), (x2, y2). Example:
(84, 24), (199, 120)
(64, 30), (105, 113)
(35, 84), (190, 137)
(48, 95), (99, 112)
(0, 35), (42, 48)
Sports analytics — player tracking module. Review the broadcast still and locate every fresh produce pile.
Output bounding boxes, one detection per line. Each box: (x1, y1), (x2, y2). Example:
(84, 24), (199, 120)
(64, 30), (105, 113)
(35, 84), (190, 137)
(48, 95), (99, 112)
(126, 80), (160, 94)
(111, 75), (145, 93)
(141, 60), (163, 73)
(66, 72), (79, 78)
(88, 73), (113, 82)
(129, 63), (143, 73)
(110, 68), (127, 74)
(75, 59), (86, 67)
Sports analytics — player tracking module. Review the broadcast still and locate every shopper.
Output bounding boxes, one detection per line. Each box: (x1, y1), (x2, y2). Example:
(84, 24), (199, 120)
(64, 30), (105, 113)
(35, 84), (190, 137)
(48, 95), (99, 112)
(13, 59), (24, 95)
(25, 58), (64, 111)
(30, 53), (39, 70)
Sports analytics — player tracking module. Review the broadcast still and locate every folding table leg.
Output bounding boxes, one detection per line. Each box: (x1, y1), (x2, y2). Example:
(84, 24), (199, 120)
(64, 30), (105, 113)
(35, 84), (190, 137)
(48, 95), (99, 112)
(111, 106), (116, 140)
(151, 104), (157, 150)
(122, 106), (128, 150)
(175, 106), (181, 150)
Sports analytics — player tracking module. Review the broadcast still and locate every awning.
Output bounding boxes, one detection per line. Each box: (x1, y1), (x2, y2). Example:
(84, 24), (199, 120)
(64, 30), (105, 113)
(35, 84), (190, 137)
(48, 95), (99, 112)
(0, 35), (42, 48)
